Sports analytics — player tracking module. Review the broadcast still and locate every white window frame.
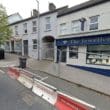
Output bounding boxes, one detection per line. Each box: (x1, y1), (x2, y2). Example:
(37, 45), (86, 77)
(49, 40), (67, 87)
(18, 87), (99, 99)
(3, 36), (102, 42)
(23, 23), (28, 34)
(45, 17), (51, 31)
(32, 39), (37, 49)
(71, 20), (81, 33)
(32, 21), (37, 33)
(60, 23), (67, 35)
(89, 15), (99, 30)
(15, 25), (18, 35)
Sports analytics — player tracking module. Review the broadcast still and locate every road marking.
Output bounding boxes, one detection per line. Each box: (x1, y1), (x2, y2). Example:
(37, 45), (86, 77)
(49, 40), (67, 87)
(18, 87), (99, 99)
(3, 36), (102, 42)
(0, 69), (5, 74)
(41, 76), (48, 81)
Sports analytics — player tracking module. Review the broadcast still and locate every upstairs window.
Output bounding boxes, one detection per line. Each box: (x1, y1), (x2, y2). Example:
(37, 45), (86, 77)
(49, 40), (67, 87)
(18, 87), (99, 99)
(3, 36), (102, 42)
(15, 26), (18, 35)
(32, 21), (37, 33)
(32, 39), (37, 49)
(60, 23), (67, 35)
(89, 15), (99, 30)
(45, 17), (51, 31)
(23, 23), (27, 34)
(71, 20), (81, 33)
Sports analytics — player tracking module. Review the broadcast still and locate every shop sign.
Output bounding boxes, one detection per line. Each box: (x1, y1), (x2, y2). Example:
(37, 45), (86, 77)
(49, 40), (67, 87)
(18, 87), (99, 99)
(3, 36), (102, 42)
(56, 34), (110, 46)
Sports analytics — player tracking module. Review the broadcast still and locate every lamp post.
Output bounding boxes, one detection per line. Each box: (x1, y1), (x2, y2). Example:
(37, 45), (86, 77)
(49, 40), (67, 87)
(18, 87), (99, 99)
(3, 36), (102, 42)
(36, 0), (40, 60)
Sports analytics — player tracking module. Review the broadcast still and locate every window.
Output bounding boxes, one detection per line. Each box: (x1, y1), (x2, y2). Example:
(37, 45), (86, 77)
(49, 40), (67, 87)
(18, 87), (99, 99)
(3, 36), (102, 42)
(45, 17), (51, 31)
(23, 23), (27, 34)
(32, 39), (37, 49)
(69, 46), (78, 59)
(87, 45), (110, 65)
(60, 23), (67, 35)
(15, 26), (18, 35)
(71, 21), (81, 33)
(89, 15), (99, 30)
(32, 21), (37, 33)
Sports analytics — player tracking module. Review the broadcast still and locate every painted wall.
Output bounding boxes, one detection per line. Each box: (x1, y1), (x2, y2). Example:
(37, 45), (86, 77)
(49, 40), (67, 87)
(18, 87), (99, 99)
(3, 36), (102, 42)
(57, 1), (110, 37)
(67, 46), (87, 65)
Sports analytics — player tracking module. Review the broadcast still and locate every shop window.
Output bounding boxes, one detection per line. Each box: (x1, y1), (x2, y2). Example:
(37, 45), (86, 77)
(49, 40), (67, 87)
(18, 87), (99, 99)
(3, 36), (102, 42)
(86, 45), (110, 65)
(69, 46), (78, 59)
(89, 15), (99, 30)
(32, 39), (37, 49)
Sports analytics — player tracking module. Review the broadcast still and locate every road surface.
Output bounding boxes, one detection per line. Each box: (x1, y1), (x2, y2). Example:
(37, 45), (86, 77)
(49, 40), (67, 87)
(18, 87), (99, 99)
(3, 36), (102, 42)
(0, 69), (55, 110)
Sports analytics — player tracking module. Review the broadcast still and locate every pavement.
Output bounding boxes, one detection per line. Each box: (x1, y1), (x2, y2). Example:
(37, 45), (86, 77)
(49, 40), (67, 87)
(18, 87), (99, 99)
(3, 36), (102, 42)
(1, 53), (110, 96)
(27, 58), (110, 96)
(1, 53), (110, 110)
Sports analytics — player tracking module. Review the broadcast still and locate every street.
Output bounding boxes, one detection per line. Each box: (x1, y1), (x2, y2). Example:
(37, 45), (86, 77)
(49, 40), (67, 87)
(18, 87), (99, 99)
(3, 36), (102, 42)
(25, 68), (110, 110)
(0, 70), (55, 110)
(0, 53), (110, 110)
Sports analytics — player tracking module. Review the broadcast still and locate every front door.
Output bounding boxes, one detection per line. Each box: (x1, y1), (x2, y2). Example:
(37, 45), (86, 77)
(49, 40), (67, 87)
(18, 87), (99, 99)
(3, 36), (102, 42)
(57, 46), (67, 63)
(23, 40), (28, 56)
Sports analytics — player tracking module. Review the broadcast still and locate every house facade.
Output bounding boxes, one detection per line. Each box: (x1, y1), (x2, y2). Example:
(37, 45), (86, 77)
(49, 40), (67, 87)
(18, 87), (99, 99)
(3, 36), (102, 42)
(6, 3), (67, 60)
(56, 0), (110, 76)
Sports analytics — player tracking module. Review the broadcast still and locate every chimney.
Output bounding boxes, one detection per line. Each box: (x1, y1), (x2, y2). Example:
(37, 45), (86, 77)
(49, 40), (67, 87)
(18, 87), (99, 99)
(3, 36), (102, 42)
(49, 3), (56, 11)
(31, 9), (39, 17)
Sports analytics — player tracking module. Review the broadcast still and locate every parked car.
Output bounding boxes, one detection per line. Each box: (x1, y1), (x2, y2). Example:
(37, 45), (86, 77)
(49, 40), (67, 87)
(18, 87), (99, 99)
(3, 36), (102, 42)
(0, 48), (5, 59)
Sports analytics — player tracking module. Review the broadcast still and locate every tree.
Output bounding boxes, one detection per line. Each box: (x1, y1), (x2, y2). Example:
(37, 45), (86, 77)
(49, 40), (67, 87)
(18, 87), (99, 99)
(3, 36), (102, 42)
(0, 4), (12, 45)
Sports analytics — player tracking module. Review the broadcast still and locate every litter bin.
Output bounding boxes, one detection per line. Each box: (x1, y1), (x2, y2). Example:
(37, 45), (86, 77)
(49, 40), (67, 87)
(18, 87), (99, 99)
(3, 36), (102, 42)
(0, 48), (5, 59)
(19, 57), (27, 68)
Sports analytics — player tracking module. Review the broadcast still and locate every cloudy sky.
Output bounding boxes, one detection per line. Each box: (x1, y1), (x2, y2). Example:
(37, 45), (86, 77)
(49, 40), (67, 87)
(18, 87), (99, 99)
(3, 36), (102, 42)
(0, 0), (88, 18)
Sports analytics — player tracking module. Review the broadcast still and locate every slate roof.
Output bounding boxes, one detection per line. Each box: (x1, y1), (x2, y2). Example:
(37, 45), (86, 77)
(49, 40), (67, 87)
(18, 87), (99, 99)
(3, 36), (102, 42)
(9, 6), (68, 26)
(58, 0), (110, 17)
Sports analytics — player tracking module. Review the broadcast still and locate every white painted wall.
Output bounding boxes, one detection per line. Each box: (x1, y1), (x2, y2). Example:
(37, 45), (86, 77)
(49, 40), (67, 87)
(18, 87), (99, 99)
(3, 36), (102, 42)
(57, 1), (110, 37)
(67, 46), (87, 65)
(40, 12), (57, 39)
(10, 12), (58, 59)
(39, 12), (58, 60)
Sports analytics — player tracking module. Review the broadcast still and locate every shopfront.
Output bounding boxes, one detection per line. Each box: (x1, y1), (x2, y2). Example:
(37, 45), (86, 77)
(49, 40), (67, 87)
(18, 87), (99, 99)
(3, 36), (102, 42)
(56, 34), (110, 76)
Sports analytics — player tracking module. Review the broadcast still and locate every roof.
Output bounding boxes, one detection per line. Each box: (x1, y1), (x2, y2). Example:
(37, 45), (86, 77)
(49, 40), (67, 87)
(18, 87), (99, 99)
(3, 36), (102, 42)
(58, 0), (110, 17)
(9, 6), (68, 26)
(8, 13), (23, 24)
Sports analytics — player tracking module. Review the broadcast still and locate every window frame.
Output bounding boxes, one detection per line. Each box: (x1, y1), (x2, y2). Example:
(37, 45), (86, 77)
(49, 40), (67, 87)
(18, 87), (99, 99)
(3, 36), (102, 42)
(60, 23), (67, 35)
(69, 46), (78, 59)
(32, 39), (37, 49)
(15, 25), (18, 35)
(89, 15), (99, 30)
(71, 20), (81, 33)
(32, 21), (37, 33)
(23, 23), (28, 34)
(45, 17), (51, 31)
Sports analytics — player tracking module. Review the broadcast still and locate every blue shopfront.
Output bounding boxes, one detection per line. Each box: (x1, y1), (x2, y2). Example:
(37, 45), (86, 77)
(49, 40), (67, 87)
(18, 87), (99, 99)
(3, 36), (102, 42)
(56, 34), (110, 76)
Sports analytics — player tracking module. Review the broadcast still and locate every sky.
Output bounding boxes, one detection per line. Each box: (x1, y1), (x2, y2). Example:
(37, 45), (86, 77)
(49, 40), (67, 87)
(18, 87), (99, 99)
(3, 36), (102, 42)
(0, 0), (88, 18)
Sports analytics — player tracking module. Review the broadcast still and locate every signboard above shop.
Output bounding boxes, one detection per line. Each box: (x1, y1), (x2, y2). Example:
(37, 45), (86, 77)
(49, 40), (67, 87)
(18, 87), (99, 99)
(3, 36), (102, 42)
(56, 34), (110, 46)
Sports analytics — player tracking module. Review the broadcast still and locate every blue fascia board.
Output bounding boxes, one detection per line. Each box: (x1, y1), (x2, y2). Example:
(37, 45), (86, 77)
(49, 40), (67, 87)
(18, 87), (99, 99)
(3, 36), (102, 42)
(67, 64), (110, 77)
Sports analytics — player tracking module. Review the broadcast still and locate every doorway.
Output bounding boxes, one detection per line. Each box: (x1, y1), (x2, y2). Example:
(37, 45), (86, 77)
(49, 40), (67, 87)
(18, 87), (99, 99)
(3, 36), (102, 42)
(57, 46), (67, 63)
(23, 40), (28, 56)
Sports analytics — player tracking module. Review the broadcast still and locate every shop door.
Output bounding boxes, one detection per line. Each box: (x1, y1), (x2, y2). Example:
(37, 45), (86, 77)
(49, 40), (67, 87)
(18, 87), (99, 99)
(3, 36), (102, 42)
(58, 46), (67, 63)
(23, 40), (28, 56)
